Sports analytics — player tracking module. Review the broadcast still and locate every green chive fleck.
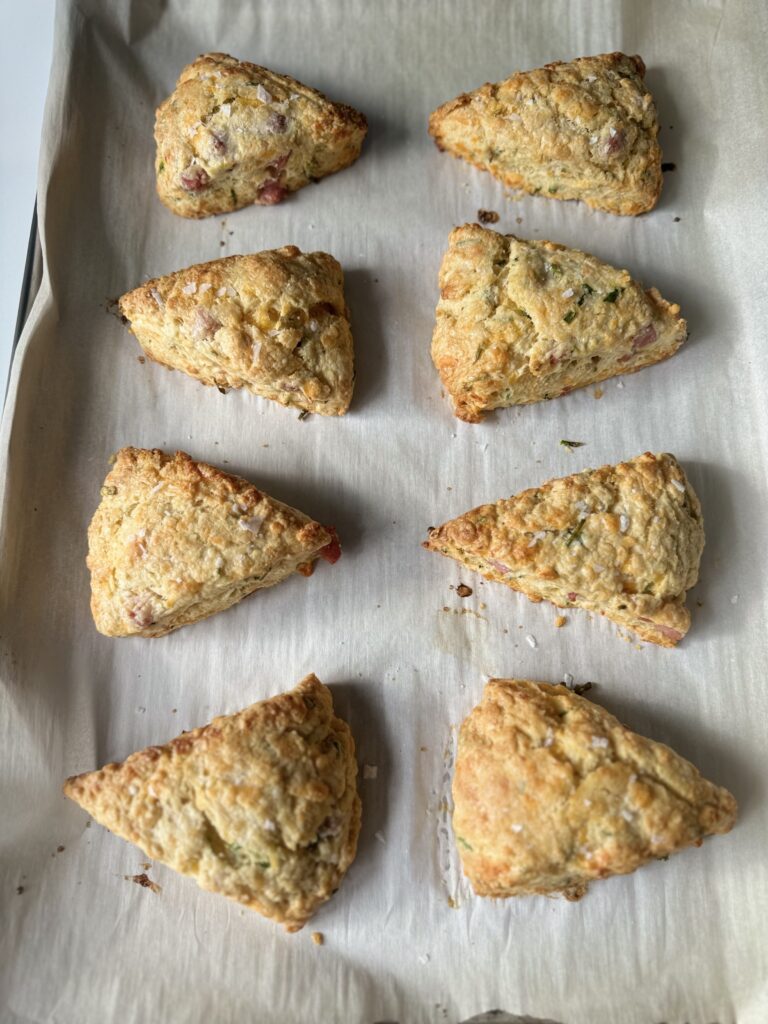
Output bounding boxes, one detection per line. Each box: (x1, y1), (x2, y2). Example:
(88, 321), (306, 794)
(603, 288), (621, 303)
(230, 187), (238, 205)
(158, 160), (165, 173)
(456, 836), (474, 851)
(548, 185), (558, 194)
(560, 440), (586, 451)
(563, 309), (577, 324)
(550, 262), (563, 276)
(582, 282), (594, 294)
(564, 518), (587, 547)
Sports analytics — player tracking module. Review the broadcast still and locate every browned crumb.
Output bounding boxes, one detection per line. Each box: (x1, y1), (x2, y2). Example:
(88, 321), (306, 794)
(311, 931), (324, 946)
(515, 216), (523, 224)
(674, 216), (681, 222)
(298, 410), (310, 421)
(661, 162), (677, 172)
(125, 872), (161, 893)
(555, 615), (568, 628)
(420, 746), (428, 752)
(16, 886), (24, 895)
(442, 605), (450, 612)
(56, 845), (65, 853)
(456, 584), (473, 598)
(477, 209), (500, 224)
(140, 862), (151, 871)
(593, 387), (604, 399)
(137, 356), (145, 364)
(573, 681), (593, 696)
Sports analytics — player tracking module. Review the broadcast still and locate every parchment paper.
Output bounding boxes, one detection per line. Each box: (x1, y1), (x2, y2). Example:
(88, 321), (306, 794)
(2, 1), (767, 1021)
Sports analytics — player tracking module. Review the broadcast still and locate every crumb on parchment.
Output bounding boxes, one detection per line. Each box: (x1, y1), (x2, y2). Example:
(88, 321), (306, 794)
(555, 615), (567, 628)
(125, 872), (161, 893)
(311, 931), (324, 946)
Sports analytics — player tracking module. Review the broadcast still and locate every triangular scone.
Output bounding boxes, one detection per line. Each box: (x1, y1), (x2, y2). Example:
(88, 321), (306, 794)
(87, 448), (340, 638)
(429, 52), (662, 216)
(432, 224), (686, 422)
(453, 679), (737, 900)
(118, 249), (354, 416)
(155, 52), (367, 218)
(424, 452), (703, 647)
(64, 675), (361, 931)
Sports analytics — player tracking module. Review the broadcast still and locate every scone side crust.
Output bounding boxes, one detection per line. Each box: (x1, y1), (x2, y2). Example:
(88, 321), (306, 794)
(429, 52), (662, 216)
(87, 448), (336, 638)
(452, 679), (737, 898)
(118, 249), (354, 416)
(423, 452), (704, 647)
(155, 53), (367, 218)
(64, 674), (361, 931)
(431, 224), (686, 422)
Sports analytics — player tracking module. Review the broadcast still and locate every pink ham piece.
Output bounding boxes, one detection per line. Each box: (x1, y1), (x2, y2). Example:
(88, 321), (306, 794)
(632, 324), (657, 351)
(257, 181), (288, 205)
(180, 166), (210, 191)
(192, 307), (222, 340)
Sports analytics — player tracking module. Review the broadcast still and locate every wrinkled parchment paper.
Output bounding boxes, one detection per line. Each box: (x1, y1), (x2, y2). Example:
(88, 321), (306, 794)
(2, 1), (767, 1021)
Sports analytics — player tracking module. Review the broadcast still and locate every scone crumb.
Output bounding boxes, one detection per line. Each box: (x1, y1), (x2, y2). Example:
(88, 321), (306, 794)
(311, 931), (324, 946)
(477, 209), (499, 224)
(593, 387), (604, 399)
(363, 764), (378, 779)
(124, 873), (161, 893)
(555, 615), (568, 628)
(456, 584), (473, 598)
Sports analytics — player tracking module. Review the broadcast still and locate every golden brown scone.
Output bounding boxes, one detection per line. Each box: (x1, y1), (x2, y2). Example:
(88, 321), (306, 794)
(432, 224), (686, 422)
(64, 674), (360, 932)
(118, 249), (354, 416)
(423, 452), (703, 647)
(155, 52), (367, 217)
(87, 448), (341, 638)
(429, 52), (662, 216)
(453, 679), (737, 899)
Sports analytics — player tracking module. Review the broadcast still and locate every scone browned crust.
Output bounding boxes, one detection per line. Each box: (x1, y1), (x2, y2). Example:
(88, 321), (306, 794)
(118, 249), (354, 416)
(432, 224), (686, 422)
(156, 52), (367, 218)
(64, 674), (361, 931)
(423, 453), (703, 647)
(429, 52), (662, 216)
(87, 448), (340, 638)
(453, 679), (737, 899)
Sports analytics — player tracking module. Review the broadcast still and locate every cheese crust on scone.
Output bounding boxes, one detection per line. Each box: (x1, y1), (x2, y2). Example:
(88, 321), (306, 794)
(118, 249), (354, 416)
(453, 679), (737, 900)
(432, 224), (686, 422)
(64, 674), (361, 931)
(87, 448), (340, 638)
(155, 52), (367, 217)
(423, 452), (703, 647)
(429, 52), (662, 216)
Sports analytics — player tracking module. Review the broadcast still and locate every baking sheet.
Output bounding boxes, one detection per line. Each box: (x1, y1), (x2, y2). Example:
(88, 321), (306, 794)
(1, 1), (767, 1021)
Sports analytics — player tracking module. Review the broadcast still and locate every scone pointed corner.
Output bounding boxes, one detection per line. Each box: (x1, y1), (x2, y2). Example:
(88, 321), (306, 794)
(155, 52), (367, 219)
(431, 224), (686, 423)
(87, 448), (341, 638)
(428, 52), (662, 216)
(117, 249), (355, 417)
(453, 678), (737, 901)
(423, 452), (704, 648)
(64, 674), (361, 932)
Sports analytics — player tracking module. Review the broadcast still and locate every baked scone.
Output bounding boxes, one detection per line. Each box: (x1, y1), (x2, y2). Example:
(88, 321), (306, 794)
(64, 674), (361, 931)
(423, 452), (703, 647)
(155, 52), (367, 217)
(118, 249), (354, 416)
(87, 448), (341, 638)
(429, 52), (662, 216)
(453, 679), (737, 900)
(432, 224), (686, 422)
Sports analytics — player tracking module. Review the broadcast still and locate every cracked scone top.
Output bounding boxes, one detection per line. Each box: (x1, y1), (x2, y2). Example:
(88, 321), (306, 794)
(87, 448), (340, 638)
(155, 52), (367, 217)
(432, 224), (686, 422)
(453, 679), (737, 900)
(429, 52), (662, 215)
(64, 675), (361, 931)
(423, 452), (704, 647)
(118, 249), (355, 416)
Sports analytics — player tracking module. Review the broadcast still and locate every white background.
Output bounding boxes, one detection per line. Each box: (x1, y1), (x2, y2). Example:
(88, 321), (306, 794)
(0, 1), (55, 385)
